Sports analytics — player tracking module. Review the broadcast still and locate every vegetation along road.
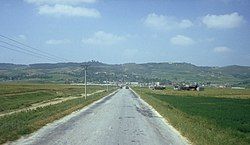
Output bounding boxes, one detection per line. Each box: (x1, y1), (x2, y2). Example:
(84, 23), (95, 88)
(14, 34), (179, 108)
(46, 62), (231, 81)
(10, 88), (189, 145)
(0, 83), (115, 144)
(133, 87), (250, 145)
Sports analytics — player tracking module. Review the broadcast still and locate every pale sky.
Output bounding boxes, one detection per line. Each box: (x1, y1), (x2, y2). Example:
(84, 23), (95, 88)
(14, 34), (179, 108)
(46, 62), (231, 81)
(0, 0), (250, 66)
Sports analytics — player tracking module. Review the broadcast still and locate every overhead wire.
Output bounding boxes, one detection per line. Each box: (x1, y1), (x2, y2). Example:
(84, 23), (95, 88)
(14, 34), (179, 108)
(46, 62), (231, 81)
(0, 34), (69, 62)
(0, 40), (62, 62)
(0, 44), (57, 62)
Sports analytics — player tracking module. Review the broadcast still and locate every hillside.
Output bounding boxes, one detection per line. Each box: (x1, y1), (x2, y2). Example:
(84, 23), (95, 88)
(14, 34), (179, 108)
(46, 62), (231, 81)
(0, 61), (249, 86)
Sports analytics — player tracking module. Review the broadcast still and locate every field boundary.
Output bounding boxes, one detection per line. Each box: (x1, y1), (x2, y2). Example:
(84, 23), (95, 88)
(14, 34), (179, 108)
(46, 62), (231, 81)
(0, 89), (106, 117)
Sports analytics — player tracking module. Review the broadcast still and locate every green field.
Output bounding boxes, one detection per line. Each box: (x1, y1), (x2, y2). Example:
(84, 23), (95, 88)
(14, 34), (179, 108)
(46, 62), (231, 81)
(133, 87), (250, 145)
(0, 83), (105, 113)
(0, 83), (117, 144)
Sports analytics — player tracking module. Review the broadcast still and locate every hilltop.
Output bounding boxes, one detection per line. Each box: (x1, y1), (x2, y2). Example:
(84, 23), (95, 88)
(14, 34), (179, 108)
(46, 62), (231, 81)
(0, 61), (249, 87)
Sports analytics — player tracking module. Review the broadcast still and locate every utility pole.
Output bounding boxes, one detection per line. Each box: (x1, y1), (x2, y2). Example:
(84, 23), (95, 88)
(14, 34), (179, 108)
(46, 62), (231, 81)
(106, 73), (109, 92)
(106, 82), (109, 92)
(140, 83), (142, 94)
(82, 64), (90, 100)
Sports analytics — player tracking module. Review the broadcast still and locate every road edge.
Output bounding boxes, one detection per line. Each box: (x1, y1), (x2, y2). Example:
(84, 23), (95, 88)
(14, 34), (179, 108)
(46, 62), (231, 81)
(130, 88), (191, 145)
(6, 89), (119, 145)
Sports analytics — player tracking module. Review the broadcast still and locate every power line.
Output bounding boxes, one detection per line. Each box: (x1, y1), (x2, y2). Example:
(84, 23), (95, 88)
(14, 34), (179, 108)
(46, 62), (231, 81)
(0, 40), (62, 62)
(0, 34), (68, 62)
(0, 44), (57, 62)
(0, 34), (69, 62)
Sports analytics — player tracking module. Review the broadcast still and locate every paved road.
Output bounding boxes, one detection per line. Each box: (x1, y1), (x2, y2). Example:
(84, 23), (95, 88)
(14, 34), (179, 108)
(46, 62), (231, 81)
(12, 89), (189, 145)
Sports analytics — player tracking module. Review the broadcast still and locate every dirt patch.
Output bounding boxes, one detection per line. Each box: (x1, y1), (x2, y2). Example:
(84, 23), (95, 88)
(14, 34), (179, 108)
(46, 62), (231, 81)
(136, 106), (154, 118)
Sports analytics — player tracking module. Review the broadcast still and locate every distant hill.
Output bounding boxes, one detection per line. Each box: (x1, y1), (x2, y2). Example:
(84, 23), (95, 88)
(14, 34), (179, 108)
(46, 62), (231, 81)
(0, 63), (26, 69)
(0, 61), (249, 87)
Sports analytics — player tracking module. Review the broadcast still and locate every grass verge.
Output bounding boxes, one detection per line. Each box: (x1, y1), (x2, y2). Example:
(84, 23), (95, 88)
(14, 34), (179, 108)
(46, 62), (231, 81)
(133, 87), (250, 145)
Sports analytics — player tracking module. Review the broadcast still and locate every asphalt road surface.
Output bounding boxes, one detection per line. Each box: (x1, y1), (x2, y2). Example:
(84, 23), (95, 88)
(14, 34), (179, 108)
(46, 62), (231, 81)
(12, 88), (189, 145)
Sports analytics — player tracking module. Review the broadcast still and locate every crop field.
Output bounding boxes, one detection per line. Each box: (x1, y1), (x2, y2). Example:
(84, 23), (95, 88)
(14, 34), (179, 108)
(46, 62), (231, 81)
(133, 87), (250, 145)
(0, 83), (117, 144)
(0, 83), (106, 113)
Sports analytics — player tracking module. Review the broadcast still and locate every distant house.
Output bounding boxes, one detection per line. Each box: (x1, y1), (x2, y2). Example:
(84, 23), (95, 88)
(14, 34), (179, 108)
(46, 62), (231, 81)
(174, 84), (204, 91)
(130, 82), (139, 86)
(149, 84), (166, 90)
(153, 85), (166, 90)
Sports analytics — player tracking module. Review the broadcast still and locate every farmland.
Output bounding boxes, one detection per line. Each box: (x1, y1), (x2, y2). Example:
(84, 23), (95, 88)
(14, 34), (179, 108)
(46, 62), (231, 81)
(0, 83), (107, 113)
(0, 83), (117, 144)
(133, 87), (250, 145)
